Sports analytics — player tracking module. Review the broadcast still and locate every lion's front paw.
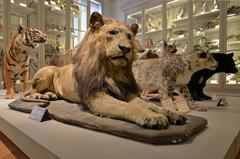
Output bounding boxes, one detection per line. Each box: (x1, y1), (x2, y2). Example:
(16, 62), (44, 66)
(44, 92), (58, 100)
(164, 110), (187, 125)
(190, 102), (207, 111)
(138, 114), (169, 129)
(30, 92), (58, 100)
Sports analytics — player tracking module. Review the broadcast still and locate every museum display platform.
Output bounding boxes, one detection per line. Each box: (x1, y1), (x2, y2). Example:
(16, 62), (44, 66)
(0, 91), (239, 159)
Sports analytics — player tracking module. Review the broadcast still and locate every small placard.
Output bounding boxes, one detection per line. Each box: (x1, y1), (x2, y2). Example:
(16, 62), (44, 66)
(161, 97), (177, 111)
(174, 96), (190, 113)
(217, 97), (228, 107)
(29, 106), (50, 122)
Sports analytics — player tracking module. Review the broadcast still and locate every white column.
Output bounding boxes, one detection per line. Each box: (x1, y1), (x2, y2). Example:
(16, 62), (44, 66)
(162, 2), (167, 41)
(65, 0), (71, 50)
(37, 0), (45, 69)
(188, 0), (193, 53)
(3, 0), (11, 49)
(219, 0), (228, 87)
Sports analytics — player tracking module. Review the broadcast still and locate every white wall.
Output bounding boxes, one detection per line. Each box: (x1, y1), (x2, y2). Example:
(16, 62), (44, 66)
(101, 0), (114, 17)
(111, 0), (164, 21)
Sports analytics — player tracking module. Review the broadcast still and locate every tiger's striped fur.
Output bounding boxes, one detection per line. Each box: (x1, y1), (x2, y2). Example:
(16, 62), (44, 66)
(2, 25), (47, 99)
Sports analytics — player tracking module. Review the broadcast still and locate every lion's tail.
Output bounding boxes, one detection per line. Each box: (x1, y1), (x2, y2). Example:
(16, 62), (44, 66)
(20, 89), (50, 108)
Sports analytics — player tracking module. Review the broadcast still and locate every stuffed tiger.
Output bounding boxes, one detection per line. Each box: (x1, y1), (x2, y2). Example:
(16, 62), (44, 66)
(2, 25), (47, 99)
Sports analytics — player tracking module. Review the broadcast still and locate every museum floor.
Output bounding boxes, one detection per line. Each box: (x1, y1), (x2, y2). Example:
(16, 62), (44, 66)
(0, 90), (239, 159)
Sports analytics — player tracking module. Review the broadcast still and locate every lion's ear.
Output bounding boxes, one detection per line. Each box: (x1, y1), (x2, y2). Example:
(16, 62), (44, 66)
(130, 23), (138, 36)
(89, 12), (104, 31)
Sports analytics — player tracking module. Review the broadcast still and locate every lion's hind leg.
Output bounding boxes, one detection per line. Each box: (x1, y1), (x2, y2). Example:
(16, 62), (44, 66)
(130, 97), (187, 125)
(90, 93), (169, 129)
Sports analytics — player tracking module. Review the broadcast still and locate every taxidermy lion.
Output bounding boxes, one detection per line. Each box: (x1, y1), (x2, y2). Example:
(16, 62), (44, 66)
(21, 12), (186, 129)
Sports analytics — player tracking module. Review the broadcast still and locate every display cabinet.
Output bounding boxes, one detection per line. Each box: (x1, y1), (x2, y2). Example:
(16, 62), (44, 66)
(70, 0), (87, 48)
(44, 0), (66, 65)
(126, 0), (240, 92)
(167, 0), (188, 53)
(0, 1), (3, 87)
(144, 5), (163, 49)
(0, 0), (102, 89)
(226, 1), (240, 85)
(127, 11), (143, 47)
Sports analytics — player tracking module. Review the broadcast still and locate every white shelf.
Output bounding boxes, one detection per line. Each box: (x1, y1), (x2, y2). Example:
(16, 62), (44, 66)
(172, 10), (219, 24)
(169, 36), (188, 42)
(172, 17), (188, 23)
(227, 41), (240, 45)
(167, 0), (188, 8)
(45, 5), (65, 15)
(227, 14), (240, 22)
(11, 3), (34, 16)
(47, 29), (65, 35)
(145, 29), (162, 35)
(194, 10), (219, 19)
(203, 27), (219, 34)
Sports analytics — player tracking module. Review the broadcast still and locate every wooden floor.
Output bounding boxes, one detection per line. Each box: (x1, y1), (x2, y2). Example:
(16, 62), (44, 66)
(0, 131), (29, 159)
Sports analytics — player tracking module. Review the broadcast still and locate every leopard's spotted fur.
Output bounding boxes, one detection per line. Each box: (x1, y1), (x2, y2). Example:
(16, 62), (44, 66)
(132, 52), (217, 111)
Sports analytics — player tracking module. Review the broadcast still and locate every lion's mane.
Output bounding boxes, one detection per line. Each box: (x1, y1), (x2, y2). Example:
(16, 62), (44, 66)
(73, 18), (139, 105)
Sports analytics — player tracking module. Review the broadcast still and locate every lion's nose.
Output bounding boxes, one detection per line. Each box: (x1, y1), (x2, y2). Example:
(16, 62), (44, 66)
(119, 44), (131, 54)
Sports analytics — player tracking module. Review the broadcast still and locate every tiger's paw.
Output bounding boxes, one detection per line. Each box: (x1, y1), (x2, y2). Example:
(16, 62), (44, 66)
(5, 93), (16, 99)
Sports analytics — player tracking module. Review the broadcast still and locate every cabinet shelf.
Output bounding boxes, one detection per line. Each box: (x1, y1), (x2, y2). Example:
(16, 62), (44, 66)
(227, 14), (240, 22)
(146, 29), (162, 35)
(203, 27), (219, 34)
(169, 36), (188, 42)
(227, 41), (240, 45)
(172, 10), (219, 24)
(47, 29), (65, 36)
(11, 3), (34, 16)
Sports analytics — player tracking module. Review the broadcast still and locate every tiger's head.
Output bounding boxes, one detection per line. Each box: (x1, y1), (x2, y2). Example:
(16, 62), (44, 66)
(17, 25), (47, 48)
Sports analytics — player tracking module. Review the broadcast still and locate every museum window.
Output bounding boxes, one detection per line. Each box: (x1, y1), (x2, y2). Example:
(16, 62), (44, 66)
(0, 0), (103, 89)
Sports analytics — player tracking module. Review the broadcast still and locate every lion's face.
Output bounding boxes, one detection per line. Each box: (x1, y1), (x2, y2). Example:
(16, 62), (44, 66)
(88, 13), (139, 68)
(101, 24), (136, 66)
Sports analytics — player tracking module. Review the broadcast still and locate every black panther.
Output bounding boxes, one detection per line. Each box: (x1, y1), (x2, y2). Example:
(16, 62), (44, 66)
(188, 53), (238, 101)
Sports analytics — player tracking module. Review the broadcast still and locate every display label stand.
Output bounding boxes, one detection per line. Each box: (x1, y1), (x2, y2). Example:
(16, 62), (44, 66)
(29, 106), (50, 122)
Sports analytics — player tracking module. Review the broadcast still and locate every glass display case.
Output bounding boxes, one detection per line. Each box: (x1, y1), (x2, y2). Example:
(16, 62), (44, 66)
(167, 0), (188, 53)
(126, 0), (240, 91)
(144, 5), (163, 49)
(44, 0), (66, 65)
(127, 11), (143, 47)
(192, 0), (220, 84)
(10, 0), (38, 80)
(226, 0), (240, 85)
(71, 0), (87, 48)
(0, 0), (3, 88)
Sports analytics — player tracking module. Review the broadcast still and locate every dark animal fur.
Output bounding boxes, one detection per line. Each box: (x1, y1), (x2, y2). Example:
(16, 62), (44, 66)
(188, 53), (238, 101)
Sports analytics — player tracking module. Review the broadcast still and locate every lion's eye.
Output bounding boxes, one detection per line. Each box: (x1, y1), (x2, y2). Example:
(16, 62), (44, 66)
(109, 30), (118, 35)
(127, 33), (132, 40)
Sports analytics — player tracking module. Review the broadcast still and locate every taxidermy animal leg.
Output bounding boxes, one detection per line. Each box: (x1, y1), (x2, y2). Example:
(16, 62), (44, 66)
(179, 86), (207, 111)
(130, 97), (186, 125)
(3, 69), (15, 99)
(89, 93), (170, 129)
(140, 89), (164, 101)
